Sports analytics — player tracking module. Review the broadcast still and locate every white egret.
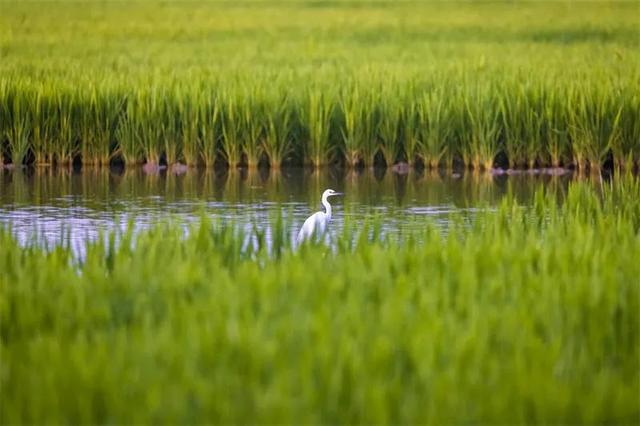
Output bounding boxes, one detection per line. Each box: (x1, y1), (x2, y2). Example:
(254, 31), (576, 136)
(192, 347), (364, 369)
(297, 189), (343, 244)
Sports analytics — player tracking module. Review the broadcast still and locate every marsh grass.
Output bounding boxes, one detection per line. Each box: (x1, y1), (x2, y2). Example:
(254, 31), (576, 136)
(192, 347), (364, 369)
(1, 178), (639, 423)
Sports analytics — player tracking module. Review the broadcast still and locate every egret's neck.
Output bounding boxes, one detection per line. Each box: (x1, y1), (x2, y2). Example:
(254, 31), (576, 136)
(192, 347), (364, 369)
(322, 195), (332, 220)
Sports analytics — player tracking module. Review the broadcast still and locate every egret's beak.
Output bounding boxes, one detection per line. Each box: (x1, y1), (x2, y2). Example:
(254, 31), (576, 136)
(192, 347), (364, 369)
(333, 192), (343, 196)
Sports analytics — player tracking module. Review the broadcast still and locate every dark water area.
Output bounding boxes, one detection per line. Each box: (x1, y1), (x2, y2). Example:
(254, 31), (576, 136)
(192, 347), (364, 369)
(0, 166), (581, 250)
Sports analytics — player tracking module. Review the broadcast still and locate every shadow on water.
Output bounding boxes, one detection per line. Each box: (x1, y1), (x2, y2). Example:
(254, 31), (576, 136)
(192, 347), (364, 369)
(0, 166), (584, 250)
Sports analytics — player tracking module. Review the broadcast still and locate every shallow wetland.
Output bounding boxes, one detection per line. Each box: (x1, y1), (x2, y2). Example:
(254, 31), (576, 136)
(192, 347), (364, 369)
(0, 166), (581, 248)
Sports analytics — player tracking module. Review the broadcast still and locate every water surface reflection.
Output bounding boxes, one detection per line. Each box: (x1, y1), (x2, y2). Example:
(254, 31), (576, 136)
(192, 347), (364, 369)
(0, 167), (574, 250)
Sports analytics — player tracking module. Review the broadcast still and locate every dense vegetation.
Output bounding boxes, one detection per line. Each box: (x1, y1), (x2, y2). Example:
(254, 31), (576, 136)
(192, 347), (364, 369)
(1, 178), (639, 423)
(1, 1), (638, 170)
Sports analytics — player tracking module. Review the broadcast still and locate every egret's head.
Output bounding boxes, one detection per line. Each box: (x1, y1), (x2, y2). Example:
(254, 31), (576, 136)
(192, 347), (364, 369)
(322, 189), (343, 198)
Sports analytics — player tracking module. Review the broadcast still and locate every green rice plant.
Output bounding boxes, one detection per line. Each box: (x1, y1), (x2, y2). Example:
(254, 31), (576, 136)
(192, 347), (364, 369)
(460, 87), (501, 170)
(567, 86), (622, 173)
(78, 92), (98, 166)
(262, 94), (293, 169)
(0, 80), (7, 165)
(220, 91), (242, 169)
(178, 92), (200, 167)
(301, 88), (335, 168)
(44, 90), (81, 166)
(197, 92), (221, 168)
(416, 90), (454, 169)
(339, 88), (376, 168)
(79, 88), (122, 166)
(160, 95), (180, 166)
(30, 86), (56, 166)
(361, 91), (380, 167)
(400, 101), (420, 166)
(138, 90), (163, 166)
(500, 84), (545, 169)
(240, 94), (264, 168)
(542, 89), (570, 168)
(339, 90), (362, 167)
(611, 90), (640, 170)
(114, 89), (164, 166)
(2, 88), (31, 165)
(376, 95), (402, 167)
(114, 104), (141, 166)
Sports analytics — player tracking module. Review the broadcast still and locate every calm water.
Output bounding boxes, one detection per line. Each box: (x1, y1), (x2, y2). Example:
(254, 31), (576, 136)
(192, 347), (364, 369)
(0, 167), (576, 250)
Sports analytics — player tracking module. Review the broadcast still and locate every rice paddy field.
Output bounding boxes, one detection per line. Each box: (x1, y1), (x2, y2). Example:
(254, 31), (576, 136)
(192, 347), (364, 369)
(1, 0), (639, 170)
(2, 0), (640, 424)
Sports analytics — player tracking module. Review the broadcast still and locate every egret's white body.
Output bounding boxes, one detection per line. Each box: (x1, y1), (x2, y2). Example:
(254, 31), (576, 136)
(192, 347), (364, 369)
(297, 189), (342, 244)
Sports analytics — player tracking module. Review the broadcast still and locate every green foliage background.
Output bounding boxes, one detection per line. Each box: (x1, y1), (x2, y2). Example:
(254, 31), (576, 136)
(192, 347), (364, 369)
(1, 1), (638, 168)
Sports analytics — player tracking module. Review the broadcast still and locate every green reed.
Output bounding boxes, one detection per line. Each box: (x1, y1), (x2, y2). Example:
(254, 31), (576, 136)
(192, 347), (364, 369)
(1, 178), (639, 423)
